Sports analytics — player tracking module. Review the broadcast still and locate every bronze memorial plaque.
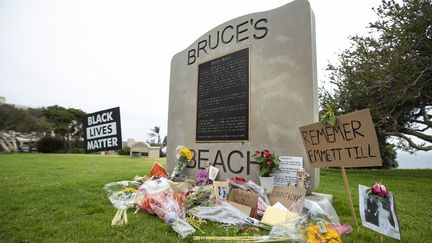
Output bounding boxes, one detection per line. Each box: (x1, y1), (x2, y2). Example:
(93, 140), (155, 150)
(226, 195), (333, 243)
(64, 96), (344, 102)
(196, 47), (250, 142)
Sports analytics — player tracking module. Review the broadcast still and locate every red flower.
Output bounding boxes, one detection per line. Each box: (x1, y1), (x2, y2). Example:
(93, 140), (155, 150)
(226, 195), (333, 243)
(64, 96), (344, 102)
(255, 151), (260, 155)
(232, 177), (248, 183)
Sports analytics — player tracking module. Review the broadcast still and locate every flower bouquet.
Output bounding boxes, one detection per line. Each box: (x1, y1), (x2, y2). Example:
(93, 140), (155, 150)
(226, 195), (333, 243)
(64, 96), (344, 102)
(170, 146), (193, 180)
(253, 149), (281, 177)
(103, 180), (141, 226)
(306, 222), (342, 243)
(195, 168), (213, 186)
(253, 149), (280, 190)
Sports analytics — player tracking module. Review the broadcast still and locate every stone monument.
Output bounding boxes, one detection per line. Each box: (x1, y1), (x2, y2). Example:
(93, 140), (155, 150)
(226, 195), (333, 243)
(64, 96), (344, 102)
(167, 0), (319, 191)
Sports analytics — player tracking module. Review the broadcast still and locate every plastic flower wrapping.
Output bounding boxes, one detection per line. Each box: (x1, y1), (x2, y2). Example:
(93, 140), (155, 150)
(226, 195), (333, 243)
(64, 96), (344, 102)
(170, 146), (193, 180)
(103, 160), (352, 241)
(135, 179), (196, 238)
(103, 180), (141, 226)
(185, 185), (215, 209)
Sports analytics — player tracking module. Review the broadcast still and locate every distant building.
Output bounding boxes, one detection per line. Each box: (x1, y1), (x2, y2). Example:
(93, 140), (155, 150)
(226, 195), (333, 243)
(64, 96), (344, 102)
(124, 138), (160, 158)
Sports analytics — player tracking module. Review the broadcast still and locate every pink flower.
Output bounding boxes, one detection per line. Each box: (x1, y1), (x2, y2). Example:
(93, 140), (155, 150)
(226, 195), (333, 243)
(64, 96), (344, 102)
(371, 183), (388, 197)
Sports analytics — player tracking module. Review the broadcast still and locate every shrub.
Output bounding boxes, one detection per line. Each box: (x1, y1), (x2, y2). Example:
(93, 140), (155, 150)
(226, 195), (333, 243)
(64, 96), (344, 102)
(118, 146), (130, 156)
(37, 136), (64, 153)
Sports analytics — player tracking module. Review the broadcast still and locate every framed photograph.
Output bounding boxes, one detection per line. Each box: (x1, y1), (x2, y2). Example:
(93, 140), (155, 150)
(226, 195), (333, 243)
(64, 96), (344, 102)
(358, 185), (401, 240)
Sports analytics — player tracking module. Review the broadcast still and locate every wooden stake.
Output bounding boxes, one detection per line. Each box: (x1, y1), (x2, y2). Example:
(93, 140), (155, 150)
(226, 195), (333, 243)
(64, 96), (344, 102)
(341, 167), (358, 226)
(381, 235), (384, 243)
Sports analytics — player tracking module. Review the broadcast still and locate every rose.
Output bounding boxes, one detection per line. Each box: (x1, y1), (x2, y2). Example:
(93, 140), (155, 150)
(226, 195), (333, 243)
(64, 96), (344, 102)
(371, 183), (388, 197)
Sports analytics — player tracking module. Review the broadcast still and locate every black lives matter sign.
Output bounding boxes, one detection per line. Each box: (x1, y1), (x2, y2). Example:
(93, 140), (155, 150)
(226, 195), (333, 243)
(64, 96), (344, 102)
(83, 107), (122, 152)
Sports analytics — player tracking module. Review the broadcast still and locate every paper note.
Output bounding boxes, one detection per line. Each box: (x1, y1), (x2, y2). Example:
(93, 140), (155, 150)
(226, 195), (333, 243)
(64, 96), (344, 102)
(272, 156), (303, 186)
(261, 206), (300, 226)
(208, 166), (219, 181)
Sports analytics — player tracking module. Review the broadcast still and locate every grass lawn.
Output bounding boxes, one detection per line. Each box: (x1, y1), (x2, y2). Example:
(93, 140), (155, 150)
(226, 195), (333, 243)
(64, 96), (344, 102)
(0, 153), (431, 242)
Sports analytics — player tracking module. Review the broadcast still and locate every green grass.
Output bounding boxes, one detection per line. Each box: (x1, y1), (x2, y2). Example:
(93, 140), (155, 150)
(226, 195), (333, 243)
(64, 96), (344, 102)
(0, 154), (430, 242)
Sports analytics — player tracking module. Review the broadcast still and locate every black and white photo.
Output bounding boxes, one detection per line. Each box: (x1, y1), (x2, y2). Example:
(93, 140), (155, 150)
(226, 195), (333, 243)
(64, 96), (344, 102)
(359, 185), (401, 240)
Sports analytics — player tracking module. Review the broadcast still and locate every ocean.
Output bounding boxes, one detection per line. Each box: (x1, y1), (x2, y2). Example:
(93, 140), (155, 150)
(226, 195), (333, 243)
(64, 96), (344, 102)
(396, 151), (432, 169)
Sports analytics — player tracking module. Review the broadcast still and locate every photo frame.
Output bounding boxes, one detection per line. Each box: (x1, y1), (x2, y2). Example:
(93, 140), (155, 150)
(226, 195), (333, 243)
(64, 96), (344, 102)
(358, 185), (401, 240)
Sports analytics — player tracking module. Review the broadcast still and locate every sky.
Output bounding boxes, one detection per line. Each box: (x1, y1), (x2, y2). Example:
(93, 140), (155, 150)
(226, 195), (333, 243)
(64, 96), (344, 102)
(2, 0), (430, 167)
(0, 0), (385, 141)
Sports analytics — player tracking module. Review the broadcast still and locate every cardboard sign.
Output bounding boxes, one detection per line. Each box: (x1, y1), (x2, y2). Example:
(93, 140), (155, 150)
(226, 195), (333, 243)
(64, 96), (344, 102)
(299, 109), (382, 168)
(83, 107), (122, 153)
(227, 201), (252, 217)
(228, 189), (258, 217)
(269, 186), (306, 211)
(272, 156), (303, 186)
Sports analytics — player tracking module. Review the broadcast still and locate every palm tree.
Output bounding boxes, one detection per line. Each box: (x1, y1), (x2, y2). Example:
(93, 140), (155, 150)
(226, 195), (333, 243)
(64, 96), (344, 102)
(148, 126), (161, 145)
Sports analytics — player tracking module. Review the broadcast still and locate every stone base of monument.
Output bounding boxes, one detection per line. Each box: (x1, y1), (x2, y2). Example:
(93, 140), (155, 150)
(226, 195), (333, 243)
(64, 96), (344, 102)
(306, 192), (333, 203)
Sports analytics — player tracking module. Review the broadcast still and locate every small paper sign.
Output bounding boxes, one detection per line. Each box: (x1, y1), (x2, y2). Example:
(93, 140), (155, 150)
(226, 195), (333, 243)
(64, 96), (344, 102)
(272, 156), (303, 186)
(228, 189), (258, 217)
(317, 221), (327, 233)
(208, 166), (219, 181)
(269, 186), (306, 211)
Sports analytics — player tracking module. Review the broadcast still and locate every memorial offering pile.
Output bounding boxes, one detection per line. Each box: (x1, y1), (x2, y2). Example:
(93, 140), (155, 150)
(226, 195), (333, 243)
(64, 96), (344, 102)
(103, 148), (353, 242)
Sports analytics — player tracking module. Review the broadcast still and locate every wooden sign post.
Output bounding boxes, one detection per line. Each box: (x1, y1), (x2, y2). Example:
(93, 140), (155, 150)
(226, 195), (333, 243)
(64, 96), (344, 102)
(341, 167), (358, 226)
(299, 109), (382, 226)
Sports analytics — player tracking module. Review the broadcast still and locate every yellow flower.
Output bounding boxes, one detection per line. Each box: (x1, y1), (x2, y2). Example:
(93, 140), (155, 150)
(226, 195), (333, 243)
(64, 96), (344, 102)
(180, 147), (193, 161)
(306, 223), (342, 243)
(121, 187), (137, 194)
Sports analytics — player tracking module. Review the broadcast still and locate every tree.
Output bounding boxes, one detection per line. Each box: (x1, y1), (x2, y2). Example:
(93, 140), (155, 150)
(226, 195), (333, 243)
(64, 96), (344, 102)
(148, 126), (161, 145)
(0, 104), (50, 152)
(36, 136), (64, 153)
(321, 0), (432, 166)
(0, 104), (50, 133)
(43, 105), (85, 152)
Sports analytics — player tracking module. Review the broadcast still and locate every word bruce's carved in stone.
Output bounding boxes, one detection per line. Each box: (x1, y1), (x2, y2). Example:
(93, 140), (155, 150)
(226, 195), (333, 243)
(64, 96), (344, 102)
(187, 18), (268, 65)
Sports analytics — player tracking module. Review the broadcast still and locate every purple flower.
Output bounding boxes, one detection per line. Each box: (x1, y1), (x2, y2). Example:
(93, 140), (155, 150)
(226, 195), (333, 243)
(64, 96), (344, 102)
(195, 168), (211, 186)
